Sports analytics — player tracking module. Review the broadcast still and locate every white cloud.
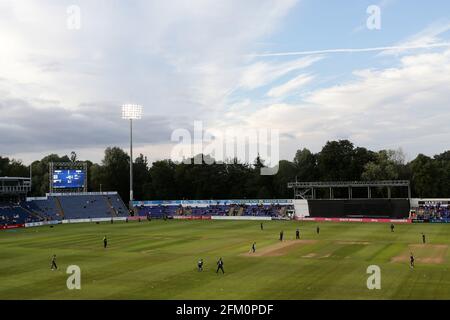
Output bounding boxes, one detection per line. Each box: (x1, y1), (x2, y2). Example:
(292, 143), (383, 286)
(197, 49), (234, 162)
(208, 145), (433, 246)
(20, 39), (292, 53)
(234, 49), (450, 158)
(2, 1), (449, 165)
(381, 20), (450, 55)
(255, 21), (450, 58)
(0, 0), (299, 162)
(266, 74), (314, 98)
(238, 56), (322, 90)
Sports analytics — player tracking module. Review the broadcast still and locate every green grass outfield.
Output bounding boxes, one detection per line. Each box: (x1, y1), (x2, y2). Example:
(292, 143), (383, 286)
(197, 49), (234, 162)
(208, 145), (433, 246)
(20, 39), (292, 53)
(0, 220), (449, 300)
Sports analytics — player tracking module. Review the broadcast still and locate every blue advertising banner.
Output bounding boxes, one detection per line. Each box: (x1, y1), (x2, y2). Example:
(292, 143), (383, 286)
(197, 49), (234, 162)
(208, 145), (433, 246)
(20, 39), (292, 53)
(133, 199), (293, 207)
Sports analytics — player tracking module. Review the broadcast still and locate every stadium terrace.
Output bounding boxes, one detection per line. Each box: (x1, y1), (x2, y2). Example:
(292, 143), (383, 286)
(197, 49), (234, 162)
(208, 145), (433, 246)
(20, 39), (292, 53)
(1, 174), (449, 229)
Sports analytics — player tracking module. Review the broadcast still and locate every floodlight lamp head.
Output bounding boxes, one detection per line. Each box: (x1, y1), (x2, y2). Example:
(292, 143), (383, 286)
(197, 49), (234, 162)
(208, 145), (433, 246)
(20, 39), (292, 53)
(121, 104), (143, 120)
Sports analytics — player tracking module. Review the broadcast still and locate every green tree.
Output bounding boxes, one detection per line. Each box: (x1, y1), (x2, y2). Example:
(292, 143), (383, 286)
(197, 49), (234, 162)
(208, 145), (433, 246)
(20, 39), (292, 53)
(149, 160), (177, 200)
(293, 148), (317, 181)
(273, 160), (298, 198)
(30, 154), (70, 196)
(133, 154), (151, 200)
(317, 140), (355, 180)
(433, 151), (450, 197)
(362, 150), (404, 181)
(101, 147), (130, 202)
(0, 157), (28, 177)
(409, 154), (440, 197)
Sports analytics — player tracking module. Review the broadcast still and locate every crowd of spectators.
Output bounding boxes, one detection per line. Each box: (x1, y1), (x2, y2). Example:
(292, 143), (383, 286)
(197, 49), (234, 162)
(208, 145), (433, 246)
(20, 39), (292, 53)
(411, 202), (450, 221)
(137, 202), (294, 218)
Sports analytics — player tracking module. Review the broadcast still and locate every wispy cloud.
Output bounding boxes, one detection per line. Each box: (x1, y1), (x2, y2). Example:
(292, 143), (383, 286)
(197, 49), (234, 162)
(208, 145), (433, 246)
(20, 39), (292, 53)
(266, 74), (314, 98)
(238, 56), (322, 90)
(237, 48), (450, 158)
(381, 20), (450, 55)
(2, 0), (450, 164)
(0, 0), (299, 162)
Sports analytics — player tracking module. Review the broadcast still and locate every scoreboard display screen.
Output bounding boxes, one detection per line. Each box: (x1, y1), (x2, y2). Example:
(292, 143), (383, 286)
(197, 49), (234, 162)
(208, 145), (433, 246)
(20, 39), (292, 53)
(52, 170), (85, 189)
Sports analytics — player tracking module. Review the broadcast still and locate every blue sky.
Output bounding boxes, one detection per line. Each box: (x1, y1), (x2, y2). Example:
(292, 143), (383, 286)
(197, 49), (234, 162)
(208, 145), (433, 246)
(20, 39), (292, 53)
(232, 0), (450, 103)
(285, 3), (443, 74)
(0, 0), (449, 164)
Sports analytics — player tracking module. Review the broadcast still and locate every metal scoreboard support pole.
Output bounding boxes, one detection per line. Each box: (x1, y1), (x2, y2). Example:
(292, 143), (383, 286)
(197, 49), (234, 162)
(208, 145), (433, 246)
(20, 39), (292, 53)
(83, 162), (88, 193)
(121, 104), (143, 210)
(49, 162), (54, 194)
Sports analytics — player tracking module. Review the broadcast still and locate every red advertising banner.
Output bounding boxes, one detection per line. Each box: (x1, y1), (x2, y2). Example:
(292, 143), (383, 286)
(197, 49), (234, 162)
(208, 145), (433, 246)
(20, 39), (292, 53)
(128, 216), (143, 221)
(0, 224), (25, 230)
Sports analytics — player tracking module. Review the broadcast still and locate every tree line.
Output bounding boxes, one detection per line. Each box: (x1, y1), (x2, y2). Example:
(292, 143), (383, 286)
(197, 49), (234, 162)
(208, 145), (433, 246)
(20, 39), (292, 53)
(1, 140), (449, 202)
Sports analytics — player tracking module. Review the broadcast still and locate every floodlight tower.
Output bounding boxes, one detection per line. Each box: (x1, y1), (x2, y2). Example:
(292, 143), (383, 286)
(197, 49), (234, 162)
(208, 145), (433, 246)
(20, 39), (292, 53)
(121, 104), (143, 209)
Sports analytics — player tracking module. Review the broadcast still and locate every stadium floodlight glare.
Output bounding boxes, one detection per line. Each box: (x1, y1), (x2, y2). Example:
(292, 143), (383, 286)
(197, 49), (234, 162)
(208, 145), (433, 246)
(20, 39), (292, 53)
(121, 104), (143, 210)
(121, 104), (143, 120)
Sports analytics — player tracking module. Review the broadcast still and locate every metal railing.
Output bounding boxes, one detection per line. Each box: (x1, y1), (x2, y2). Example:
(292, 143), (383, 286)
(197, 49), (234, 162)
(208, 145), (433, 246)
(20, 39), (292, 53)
(288, 180), (410, 188)
(0, 186), (31, 194)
